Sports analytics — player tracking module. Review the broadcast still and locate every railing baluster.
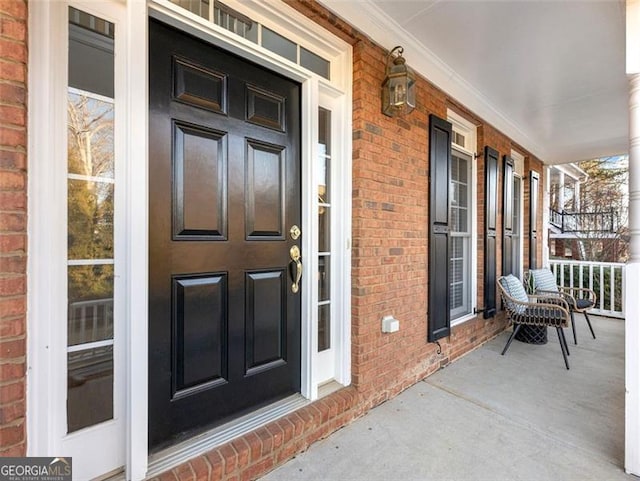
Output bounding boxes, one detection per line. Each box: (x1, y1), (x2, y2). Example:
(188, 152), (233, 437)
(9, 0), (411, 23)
(599, 265), (605, 311)
(579, 264), (584, 292)
(533, 259), (625, 318)
(622, 265), (626, 317)
(92, 303), (99, 342)
(570, 264), (575, 289)
(610, 265), (615, 312)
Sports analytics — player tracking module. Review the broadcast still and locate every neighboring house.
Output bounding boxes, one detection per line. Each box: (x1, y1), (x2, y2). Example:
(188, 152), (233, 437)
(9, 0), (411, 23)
(548, 163), (589, 260)
(1, 1), (639, 481)
(548, 163), (627, 263)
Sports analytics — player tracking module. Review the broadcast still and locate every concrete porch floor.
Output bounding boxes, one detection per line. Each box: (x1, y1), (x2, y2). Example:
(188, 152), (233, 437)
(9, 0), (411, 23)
(262, 314), (633, 481)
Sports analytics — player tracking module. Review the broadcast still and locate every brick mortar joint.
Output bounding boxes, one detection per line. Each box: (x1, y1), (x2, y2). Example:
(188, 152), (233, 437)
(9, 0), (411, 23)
(0, 315), (27, 323)
(0, 362), (26, 373)
(0, 76), (27, 84)
(0, 124), (26, 132)
(0, 415), (24, 429)
(0, 440), (26, 454)
(0, 294), (27, 302)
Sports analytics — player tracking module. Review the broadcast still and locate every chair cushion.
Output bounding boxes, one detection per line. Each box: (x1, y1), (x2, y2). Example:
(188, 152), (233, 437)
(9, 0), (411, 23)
(500, 274), (528, 314)
(520, 307), (565, 325)
(575, 298), (594, 310)
(530, 268), (558, 293)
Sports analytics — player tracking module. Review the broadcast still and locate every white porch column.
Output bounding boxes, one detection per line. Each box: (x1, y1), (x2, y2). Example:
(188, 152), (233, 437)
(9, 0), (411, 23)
(626, 71), (640, 476)
(625, 1), (640, 475)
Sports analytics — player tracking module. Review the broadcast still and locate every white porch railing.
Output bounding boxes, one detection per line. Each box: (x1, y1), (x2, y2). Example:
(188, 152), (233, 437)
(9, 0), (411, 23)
(548, 259), (625, 319)
(68, 298), (114, 346)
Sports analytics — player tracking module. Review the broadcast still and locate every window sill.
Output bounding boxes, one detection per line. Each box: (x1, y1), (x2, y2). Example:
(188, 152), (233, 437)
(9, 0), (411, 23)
(451, 312), (477, 327)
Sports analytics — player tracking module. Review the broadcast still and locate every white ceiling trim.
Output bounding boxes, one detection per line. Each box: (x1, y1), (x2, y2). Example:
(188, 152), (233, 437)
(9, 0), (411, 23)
(319, 0), (549, 161)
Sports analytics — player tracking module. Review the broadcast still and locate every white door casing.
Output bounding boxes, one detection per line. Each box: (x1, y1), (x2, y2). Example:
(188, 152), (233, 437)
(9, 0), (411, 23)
(28, 1), (352, 479)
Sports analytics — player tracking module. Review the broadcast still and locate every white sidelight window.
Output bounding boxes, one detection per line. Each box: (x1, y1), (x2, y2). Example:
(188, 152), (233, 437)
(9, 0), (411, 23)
(29, 2), (127, 479)
(447, 110), (477, 323)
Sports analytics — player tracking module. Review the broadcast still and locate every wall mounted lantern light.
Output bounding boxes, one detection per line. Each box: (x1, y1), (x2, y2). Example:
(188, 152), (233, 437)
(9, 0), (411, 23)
(382, 45), (416, 117)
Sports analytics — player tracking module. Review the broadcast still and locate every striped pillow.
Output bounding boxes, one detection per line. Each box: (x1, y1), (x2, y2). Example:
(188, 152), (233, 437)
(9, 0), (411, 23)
(500, 274), (528, 314)
(531, 269), (558, 293)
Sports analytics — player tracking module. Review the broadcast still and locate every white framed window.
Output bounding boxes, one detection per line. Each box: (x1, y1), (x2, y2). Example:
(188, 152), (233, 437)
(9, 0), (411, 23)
(28, 2), (127, 480)
(315, 88), (350, 388)
(447, 110), (477, 324)
(511, 150), (525, 280)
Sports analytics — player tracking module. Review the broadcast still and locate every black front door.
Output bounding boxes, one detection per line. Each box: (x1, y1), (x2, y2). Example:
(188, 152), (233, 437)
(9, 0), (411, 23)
(148, 20), (301, 450)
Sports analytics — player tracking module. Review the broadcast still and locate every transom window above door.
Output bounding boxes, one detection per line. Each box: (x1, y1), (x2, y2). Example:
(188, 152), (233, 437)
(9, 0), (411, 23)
(168, 0), (331, 79)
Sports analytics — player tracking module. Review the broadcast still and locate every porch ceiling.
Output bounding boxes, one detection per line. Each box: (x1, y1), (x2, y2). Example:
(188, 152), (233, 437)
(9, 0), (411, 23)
(318, 0), (628, 165)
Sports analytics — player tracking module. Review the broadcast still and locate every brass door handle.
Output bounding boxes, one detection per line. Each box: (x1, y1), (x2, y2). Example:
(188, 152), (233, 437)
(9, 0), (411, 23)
(289, 245), (302, 293)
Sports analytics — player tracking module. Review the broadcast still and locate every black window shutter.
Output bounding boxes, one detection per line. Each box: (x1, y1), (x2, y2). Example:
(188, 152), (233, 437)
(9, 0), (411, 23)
(483, 146), (498, 319)
(502, 156), (514, 276)
(529, 171), (540, 269)
(428, 114), (451, 342)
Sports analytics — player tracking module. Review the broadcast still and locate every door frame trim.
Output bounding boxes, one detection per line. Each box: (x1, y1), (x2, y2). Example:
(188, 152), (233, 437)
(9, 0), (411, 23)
(27, 0), (351, 478)
(135, 1), (352, 478)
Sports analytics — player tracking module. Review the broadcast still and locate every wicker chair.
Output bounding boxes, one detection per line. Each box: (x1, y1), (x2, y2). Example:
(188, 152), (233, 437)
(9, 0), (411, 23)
(527, 268), (596, 345)
(497, 275), (572, 370)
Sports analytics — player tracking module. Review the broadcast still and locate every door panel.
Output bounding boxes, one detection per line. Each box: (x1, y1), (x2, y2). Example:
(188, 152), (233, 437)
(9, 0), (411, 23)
(172, 274), (227, 396)
(245, 270), (286, 373)
(173, 56), (227, 114)
(246, 140), (285, 239)
(149, 19), (301, 450)
(173, 122), (228, 240)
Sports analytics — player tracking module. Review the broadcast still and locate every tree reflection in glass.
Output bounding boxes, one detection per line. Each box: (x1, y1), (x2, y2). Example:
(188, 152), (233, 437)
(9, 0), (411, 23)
(68, 91), (114, 178)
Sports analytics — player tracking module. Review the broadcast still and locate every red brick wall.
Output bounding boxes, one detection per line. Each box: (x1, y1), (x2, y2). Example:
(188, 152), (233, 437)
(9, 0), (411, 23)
(7, 0), (548, 477)
(0, 0), (27, 457)
(151, 2), (548, 479)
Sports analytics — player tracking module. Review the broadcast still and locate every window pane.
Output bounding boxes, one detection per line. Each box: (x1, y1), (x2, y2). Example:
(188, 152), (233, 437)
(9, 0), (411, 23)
(69, 15), (114, 98)
(68, 180), (114, 260)
(451, 182), (459, 206)
(214, 2), (257, 42)
(318, 206), (330, 252)
(318, 108), (331, 204)
(451, 258), (463, 282)
(450, 283), (463, 310)
(262, 27), (297, 62)
(171, 0), (210, 19)
(451, 208), (459, 233)
(67, 346), (114, 432)
(450, 148), (472, 319)
(458, 207), (467, 232)
(67, 8), (115, 434)
(301, 47), (330, 79)
(68, 92), (114, 178)
(458, 156), (468, 183)
(458, 183), (467, 207)
(68, 264), (114, 345)
(451, 237), (463, 260)
(318, 304), (330, 352)
(319, 256), (330, 302)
